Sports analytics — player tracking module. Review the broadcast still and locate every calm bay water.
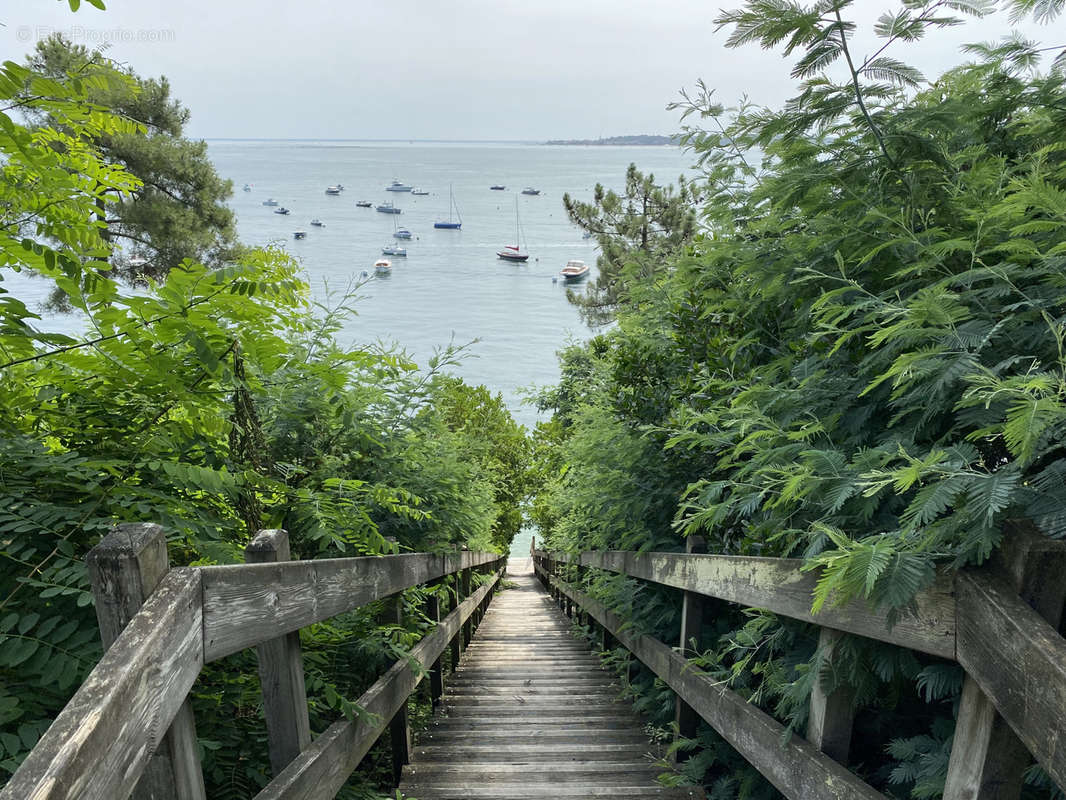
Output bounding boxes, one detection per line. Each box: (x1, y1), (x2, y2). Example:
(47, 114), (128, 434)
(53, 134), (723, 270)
(208, 140), (694, 427)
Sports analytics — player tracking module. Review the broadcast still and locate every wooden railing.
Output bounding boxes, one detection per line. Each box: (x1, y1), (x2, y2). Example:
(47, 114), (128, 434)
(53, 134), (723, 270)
(1, 523), (506, 800)
(534, 520), (1066, 800)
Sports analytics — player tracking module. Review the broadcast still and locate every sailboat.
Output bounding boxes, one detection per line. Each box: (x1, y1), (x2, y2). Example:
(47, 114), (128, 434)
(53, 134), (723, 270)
(497, 197), (529, 262)
(434, 185), (463, 230)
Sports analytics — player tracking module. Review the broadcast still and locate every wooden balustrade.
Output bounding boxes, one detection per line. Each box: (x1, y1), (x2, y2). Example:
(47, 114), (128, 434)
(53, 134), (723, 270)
(533, 522), (1066, 800)
(1, 523), (505, 800)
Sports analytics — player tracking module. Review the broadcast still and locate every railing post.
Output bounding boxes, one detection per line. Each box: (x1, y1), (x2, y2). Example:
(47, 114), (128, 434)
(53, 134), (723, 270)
(461, 565), (473, 647)
(379, 590), (411, 785)
(245, 530), (311, 776)
(425, 579), (444, 708)
(806, 627), (855, 764)
(449, 572), (461, 672)
(86, 523), (207, 800)
(944, 522), (1066, 800)
(673, 535), (707, 762)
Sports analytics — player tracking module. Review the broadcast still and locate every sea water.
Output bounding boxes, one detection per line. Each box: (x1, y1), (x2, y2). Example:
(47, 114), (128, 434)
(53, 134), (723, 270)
(209, 140), (693, 427)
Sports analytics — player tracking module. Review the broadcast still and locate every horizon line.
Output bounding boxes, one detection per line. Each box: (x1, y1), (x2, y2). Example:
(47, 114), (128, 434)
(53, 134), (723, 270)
(201, 137), (679, 145)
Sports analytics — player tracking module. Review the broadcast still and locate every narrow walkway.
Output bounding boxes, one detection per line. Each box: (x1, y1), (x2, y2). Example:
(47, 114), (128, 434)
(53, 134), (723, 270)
(398, 560), (704, 799)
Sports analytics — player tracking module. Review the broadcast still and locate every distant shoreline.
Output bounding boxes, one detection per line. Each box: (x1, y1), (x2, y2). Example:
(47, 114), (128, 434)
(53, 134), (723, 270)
(201, 136), (679, 147)
(543, 135), (678, 146)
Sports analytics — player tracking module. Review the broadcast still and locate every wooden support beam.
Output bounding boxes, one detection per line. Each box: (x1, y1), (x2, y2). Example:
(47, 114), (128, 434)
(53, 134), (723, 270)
(425, 581), (444, 708)
(461, 567), (473, 647)
(88, 523), (206, 800)
(806, 627), (855, 765)
(448, 574), (461, 673)
(946, 523), (1066, 799)
(378, 591), (411, 786)
(246, 530), (312, 777)
(674, 536), (707, 763)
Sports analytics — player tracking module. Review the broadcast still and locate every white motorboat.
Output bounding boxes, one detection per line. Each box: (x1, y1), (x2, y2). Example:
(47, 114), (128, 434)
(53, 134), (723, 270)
(386, 180), (413, 192)
(374, 258), (392, 274)
(560, 259), (589, 281)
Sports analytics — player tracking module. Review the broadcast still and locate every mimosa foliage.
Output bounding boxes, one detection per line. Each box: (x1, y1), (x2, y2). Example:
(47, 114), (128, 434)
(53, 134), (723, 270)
(536, 1), (1066, 796)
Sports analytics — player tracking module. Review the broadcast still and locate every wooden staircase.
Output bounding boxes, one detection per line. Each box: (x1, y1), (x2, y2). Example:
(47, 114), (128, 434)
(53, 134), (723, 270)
(398, 566), (704, 799)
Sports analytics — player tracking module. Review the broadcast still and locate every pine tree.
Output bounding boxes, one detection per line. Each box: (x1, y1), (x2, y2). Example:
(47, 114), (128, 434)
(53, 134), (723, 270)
(24, 34), (237, 295)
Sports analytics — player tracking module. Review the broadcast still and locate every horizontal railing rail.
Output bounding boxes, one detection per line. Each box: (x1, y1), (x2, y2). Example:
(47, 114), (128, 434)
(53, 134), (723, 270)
(1, 523), (505, 800)
(535, 521), (1066, 800)
(549, 549), (955, 658)
(200, 550), (499, 661)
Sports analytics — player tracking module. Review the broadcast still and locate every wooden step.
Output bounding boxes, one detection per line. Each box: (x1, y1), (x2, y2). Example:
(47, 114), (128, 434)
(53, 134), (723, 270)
(401, 570), (698, 800)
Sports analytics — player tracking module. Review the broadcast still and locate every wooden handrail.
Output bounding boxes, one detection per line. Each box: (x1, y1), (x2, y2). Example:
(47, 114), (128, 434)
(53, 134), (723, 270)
(0, 522), (505, 800)
(548, 549), (955, 658)
(201, 550), (500, 661)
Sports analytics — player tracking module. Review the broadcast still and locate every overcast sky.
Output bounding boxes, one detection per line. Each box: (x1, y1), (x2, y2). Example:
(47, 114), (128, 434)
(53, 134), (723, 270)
(1, 1), (1057, 140)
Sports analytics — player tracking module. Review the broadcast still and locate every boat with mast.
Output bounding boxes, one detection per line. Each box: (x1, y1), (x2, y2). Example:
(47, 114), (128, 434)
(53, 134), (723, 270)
(434, 185), (463, 230)
(497, 197), (529, 262)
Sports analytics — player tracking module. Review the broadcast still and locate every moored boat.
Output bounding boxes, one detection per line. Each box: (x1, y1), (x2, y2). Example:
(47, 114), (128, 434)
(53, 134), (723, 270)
(497, 245), (529, 262)
(263, 198), (279, 206)
(411, 188), (429, 195)
(293, 230), (307, 239)
(490, 184), (506, 190)
(376, 202), (402, 214)
(274, 207), (290, 215)
(325, 185), (343, 195)
(310, 219), (324, 227)
(497, 196), (529, 261)
(374, 258), (392, 274)
(521, 187), (540, 195)
(434, 185), (463, 230)
(382, 244), (407, 256)
(386, 180), (413, 192)
(559, 259), (589, 281)
(393, 229), (413, 240)
(243, 184), (252, 192)
(356, 200), (372, 208)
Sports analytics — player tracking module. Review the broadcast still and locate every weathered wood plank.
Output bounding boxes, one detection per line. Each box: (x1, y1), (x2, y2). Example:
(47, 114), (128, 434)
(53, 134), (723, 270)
(254, 572), (500, 800)
(1, 568), (204, 800)
(549, 574), (888, 800)
(201, 550), (498, 661)
(553, 550), (955, 659)
(955, 567), (1066, 793)
(247, 530), (312, 777)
